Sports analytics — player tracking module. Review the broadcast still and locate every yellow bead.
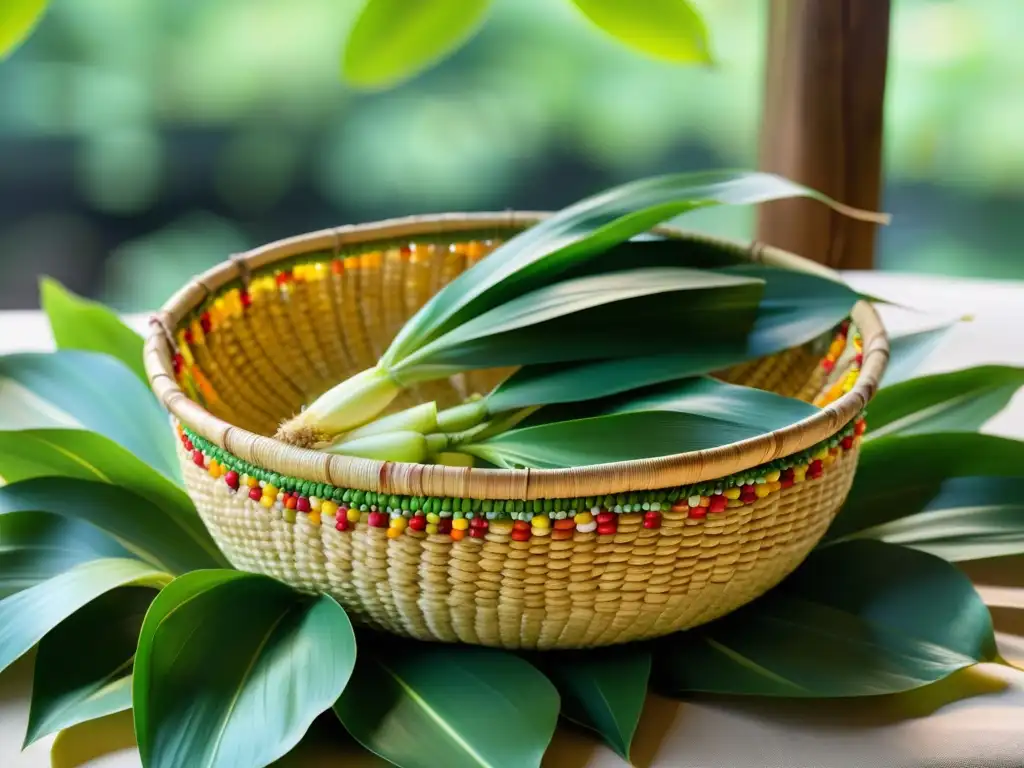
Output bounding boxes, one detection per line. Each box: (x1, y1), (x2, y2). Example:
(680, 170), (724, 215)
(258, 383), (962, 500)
(426, 512), (440, 524)
(531, 515), (551, 530)
(755, 485), (771, 499)
(390, 516), (408, 532)
(724, 488), (741, 500)
(727, 500), (745, 509)
(764, 470), (781, 483)
(346, 508), (361, 523)
(264, 484), (278, 498)
(321, 501), (338, 518)
(574, 512), (593, 525)
(245, 476), (259, 488)
(814, 447), (829, 461)
(425, 524), (439, 535)
(452, 518), (469, 531)
(260, 496), (274, 508)
(208, 462), (222, 479)
(699, 496), (710, 508)
(386, 527), (402, 539)
(769, 481), (782, 493)
(308, 511), (321, 526)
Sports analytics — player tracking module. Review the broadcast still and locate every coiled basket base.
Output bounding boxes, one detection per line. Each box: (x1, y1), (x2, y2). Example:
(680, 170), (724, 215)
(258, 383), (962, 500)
(180, 444), (858, 649)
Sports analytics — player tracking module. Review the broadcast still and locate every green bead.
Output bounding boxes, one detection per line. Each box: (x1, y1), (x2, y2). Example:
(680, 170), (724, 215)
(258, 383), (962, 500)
(351, 490), (365, 505)
(410, 497), (421, 512)
(471, 498), (482, 511)
(482, 500), (493, 513)
(430, 498), (441, 513)
(390, 495), (400, 509)
(461, 498), (472, 513)
(494, 500), (505, 514)
(441, 498), (452, 512)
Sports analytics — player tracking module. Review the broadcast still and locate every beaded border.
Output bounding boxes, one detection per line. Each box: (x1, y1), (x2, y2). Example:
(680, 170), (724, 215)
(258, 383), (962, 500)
(177, 416), (865, 542)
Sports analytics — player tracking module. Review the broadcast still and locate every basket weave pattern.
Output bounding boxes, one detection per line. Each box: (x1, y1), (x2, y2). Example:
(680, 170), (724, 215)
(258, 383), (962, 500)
(145, 215), (887, 649)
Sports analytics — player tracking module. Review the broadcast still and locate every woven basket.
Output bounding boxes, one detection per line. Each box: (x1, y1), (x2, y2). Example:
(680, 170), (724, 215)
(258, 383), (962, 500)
(143, 213), (888, 650)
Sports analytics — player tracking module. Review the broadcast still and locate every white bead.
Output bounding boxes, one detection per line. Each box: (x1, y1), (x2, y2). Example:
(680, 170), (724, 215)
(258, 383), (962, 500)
(577, 522), (597, 533)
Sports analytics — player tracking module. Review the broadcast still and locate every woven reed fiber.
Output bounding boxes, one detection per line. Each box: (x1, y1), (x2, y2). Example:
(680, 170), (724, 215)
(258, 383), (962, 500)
(146, 214), (888, 649)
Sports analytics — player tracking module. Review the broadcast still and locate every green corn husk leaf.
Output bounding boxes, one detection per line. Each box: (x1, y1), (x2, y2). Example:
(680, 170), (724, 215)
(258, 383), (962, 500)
(382, 170), (888, 367)
(391, 267), (764, 381)
(882, 322), (958, 387)
(464, 378), (819, 469)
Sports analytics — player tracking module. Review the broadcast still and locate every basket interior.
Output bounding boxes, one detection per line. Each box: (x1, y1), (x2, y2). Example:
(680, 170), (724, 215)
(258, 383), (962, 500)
(169, 229), (841, 439)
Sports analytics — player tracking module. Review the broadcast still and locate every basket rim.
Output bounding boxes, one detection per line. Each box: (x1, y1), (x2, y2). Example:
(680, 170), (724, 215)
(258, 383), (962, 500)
(143, 212), (889, 500)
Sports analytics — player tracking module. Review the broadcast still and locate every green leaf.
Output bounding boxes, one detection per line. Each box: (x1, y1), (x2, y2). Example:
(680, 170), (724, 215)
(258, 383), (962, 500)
(570, 0), (712, 64)
(133, 570), (356, 768)
(0, 511), (131, 599)
(342, 0), (492, 88)
(831, 476), (1024, 562)
(0, 0), (47, 59)
(0, 477), (228, 573)
(40, 277), (147, 384)
(335, 639), (560, 768)
(25, 586), (155, 745)
(654, 540), (997, 697)
(0, 351), (179, 480)
(393, 267), (764, 378)
(882, 323), (955, 386)
(0, 558), (169, 676)
(383, 171), (887, 367)
(866, 365), (1024, 440)
(826, 433), (1024, 542)
(535, 648), (649, 759)
(468, 377), (818, 468)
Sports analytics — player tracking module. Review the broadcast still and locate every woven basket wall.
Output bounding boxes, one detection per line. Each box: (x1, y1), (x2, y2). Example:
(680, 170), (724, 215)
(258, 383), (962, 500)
(145, 214), (888, 650)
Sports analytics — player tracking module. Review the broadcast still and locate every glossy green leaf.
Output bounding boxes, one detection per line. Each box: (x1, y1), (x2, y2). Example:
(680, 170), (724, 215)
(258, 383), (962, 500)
(0, 511), (131, 599)
(827, 433), (1024, 542)
(0, 477), (228, 574)
(571, 0), (711, 64)
(485, 264), (859, 413)
(866, 365), (1024, 440)
(335, 639), (560, 768)
(536, 648), (650, 759)
(134, 570), (356, 768)
(0, 0), (47, 59)
(40, 278), (147, 384)
(25, 586), (155, 745)
(468, 377), (818, 468)
(655, 541), (997, 697)
(831, 476), (1024, 562)
(0, 558), (169, 676)
(393, 267), (764, 378)
(0, 351), (179, 480)
(342, 0), (492, 88)
(881, 323), (955, 386)
(383, 171), (887, 366)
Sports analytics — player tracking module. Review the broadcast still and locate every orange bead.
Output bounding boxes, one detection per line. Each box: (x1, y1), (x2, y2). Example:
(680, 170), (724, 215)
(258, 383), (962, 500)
(450, 529), (465, 542)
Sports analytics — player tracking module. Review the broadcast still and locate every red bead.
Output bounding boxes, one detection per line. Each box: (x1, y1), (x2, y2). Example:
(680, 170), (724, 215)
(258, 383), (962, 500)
(642, 517), (661, 529)
(248, 486), (262, 501)
(192, 449), (204, 467)
(511, 528), (531, 541)
(183, 440), (194, 452)
(709, 495), (728, 513)
(595, 512), (615, 525)
(437, 519), (452, 534)
(240, 290), (252, 308)
(781, 468), (794, 482)
(780, 478), (795, 489)
(173, 354), (184, 374)
(276, 271), (292, 285)
(409, 515), (427, 531)
(854, 353), (863, 365)
(841, 435), (854, 450)
(200, 313), (212, 334)
(183, 329), (194, 344)
(331, 259), (343, 275)
(285, 496), (297, 510)
(368, 511), (388, 528)
(688, 506), (707, 520)
(596, 523), (617, 535)
(469, 517), (488, 529)
(335, 517), (349, 531)
(822, 359), (835, 373)
(855, 419), (867, 436)
(296, 497), (311, 513)
(469, 527), (487, 539)
(740, 492), (757, 504)
(225, 471), (239, 490)
(513, 520), (530, 531)
(807, 460), (824, 479)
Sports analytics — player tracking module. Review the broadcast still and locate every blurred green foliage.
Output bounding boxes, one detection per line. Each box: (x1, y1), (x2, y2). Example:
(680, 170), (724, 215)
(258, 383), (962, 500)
(0, 0), (1021, 312)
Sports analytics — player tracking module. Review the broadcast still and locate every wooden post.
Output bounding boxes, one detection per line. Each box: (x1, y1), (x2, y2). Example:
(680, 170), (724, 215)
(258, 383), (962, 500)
(756, 0), (892, 269)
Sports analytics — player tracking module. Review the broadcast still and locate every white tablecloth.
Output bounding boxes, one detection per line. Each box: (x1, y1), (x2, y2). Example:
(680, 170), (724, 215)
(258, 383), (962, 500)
(3, 271), (1024, 767)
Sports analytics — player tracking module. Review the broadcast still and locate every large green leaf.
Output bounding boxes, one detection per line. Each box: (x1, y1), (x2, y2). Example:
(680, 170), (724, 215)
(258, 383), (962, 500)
(0, 351), (179, 480)
(0, 477), (227, 574)
(535, 648), (650, 759)
(827, 433), (1024, 542)
(134, 570), (356, 768)
(0, 558), (169, 676)
(393, 267), (764, 379)
(0, 511), (131, 599)
(25, 586), (155, 745)
(335, 639), (560, 768)
(654, 540), (998, 697)
(570, 0), (711, 64)
(830, 476), (1024, 562)
(342, 0), (492, 88)
(383, 171), (886, 366)
(882, 323), (955, 386)
(40, 277), (147, 384)
(468, 377), (818, 468)
(866, 365), (1024, 440)
(0, 0), (47, 59)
